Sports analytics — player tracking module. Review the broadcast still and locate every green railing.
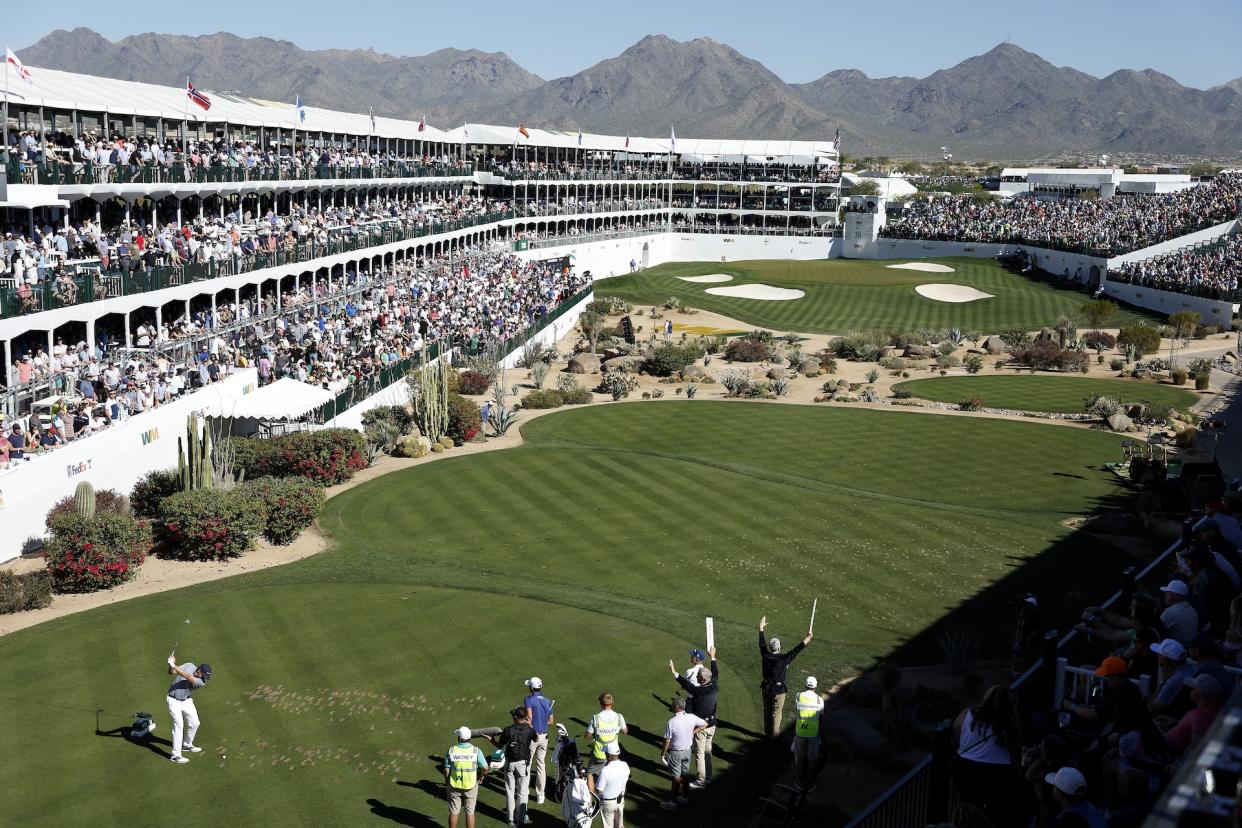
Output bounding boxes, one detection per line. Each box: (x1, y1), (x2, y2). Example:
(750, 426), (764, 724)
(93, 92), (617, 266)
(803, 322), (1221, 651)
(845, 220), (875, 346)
(311, 285), (594, 423)
(0, 212), (507, 320)
(13, 159), (473, 186)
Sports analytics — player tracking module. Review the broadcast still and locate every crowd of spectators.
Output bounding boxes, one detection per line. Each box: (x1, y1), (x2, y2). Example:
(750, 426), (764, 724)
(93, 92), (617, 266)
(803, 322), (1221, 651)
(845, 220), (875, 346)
(1109, 233), (1242, 300)
(0, 247), (587, 469)
(486, 156), (840, 184)
(881, 172), (1242, 257)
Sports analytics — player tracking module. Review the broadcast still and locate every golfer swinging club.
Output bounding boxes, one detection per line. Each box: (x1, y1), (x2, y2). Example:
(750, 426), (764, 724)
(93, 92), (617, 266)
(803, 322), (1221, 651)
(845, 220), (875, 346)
(166, 653), (212, 764)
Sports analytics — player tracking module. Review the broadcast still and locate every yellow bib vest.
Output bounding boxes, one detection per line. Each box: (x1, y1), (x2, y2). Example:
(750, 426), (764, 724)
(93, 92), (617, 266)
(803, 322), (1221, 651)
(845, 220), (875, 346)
(795, 691), (821, 738)
(447, 744), (479, 789)
(591, 710), (621, 759)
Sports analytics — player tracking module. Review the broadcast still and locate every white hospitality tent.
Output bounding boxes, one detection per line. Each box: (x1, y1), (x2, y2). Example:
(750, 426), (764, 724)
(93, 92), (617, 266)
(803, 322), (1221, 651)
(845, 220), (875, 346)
(206, 378), (334, 421)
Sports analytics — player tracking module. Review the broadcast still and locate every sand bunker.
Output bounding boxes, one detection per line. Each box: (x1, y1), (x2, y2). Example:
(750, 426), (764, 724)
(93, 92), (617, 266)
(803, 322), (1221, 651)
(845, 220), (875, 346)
(887, 262), (957, 273)
(914, 284), (995, 303)
(705, 284), (805, 301)
(678, 274), (734, 283)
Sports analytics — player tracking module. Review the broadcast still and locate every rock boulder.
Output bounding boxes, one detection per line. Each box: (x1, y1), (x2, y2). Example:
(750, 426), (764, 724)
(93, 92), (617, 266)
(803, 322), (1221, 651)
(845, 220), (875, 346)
(568, 353), (601, 375)
(1106, 413), (1136, 433)
(904, 345), (936, 358)
(681, 364), (707, 380)
(982, 336), (1006, 354)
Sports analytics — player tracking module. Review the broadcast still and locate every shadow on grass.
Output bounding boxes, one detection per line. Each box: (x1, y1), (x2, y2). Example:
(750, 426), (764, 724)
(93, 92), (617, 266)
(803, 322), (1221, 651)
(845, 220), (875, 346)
(365, 797), (438, 828)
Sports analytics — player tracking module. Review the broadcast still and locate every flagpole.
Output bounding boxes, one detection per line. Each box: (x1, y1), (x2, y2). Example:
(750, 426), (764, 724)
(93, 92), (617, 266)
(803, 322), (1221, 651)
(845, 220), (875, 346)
(182, 75), (189, 152)
(4, 56), (10, 165)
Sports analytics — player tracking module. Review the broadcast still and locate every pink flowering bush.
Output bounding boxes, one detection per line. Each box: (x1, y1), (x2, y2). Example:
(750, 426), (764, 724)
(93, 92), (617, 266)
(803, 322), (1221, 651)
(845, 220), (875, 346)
(157, 489), (266, 561)
(229, 429), (368, 486)
(245, 477), (326, 546)
(44, 513), (150, 593)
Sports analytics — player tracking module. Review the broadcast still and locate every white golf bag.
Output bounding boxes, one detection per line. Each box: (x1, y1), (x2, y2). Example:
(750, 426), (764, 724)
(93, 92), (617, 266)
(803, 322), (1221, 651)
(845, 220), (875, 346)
(561, 776), (596, 828)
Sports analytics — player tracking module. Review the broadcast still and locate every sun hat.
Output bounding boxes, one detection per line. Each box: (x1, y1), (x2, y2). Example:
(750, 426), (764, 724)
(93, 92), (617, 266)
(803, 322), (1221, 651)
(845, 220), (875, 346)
(1044, 766), (1087, 795)
(805, 676), (818, 689)
(1186, 673), (1222, 699)
(1094, 656), (1128, 677)
(455, 726), (471, 741)
(1160, 579), (1190, 597)
(1151, 639), (1187, 660)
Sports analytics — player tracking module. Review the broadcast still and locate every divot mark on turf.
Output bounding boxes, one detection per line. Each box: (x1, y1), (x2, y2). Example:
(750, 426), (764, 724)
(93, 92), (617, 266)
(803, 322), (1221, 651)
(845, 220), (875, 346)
(705, 284), (805, 301)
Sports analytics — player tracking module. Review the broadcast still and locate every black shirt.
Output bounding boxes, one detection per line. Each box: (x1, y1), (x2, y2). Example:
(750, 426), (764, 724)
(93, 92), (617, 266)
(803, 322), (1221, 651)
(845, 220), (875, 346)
(497, 722), (534, 763)
(677, 659), (720, 725)
(759, 632), (806, 693)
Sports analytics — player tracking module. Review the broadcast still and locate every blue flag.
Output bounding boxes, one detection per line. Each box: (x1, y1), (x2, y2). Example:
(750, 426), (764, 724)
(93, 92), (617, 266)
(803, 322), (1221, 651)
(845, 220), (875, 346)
(295, 95), (306, 124)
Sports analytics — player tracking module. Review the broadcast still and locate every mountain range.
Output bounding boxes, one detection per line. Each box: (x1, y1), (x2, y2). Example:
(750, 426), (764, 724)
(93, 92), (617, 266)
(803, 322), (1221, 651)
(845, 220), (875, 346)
(18, 29), (1242, 159)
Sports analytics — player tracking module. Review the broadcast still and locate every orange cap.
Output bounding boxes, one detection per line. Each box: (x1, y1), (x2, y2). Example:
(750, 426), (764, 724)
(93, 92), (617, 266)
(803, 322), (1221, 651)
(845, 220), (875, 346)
(1094, 656), (1127, 677)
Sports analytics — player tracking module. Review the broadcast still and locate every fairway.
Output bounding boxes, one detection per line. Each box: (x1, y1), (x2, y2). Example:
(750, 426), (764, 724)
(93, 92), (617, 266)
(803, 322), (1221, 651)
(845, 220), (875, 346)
(0, 403), (1135, 826)
(894, 375), (1199, 414)
(598, 258), (1147, 333)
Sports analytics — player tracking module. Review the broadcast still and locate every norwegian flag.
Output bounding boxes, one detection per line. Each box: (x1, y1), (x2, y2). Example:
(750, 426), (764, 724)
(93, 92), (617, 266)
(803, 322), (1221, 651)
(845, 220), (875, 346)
(186, 81), (212, 111)
(5, 47), (33, 85)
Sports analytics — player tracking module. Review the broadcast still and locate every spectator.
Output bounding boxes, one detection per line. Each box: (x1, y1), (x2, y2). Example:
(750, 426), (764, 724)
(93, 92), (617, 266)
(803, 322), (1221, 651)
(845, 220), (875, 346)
(1148, 639), (1195, 718)
(1163, 673), (1223, 756)
(672, 646), (719, 789)
(659, 696), (706, 810)
(1158, 580), (1199, 645)
(1105, 768), (1153, 828)
(1044, 766), (1107, 828)
(952, 684), (1019, 824)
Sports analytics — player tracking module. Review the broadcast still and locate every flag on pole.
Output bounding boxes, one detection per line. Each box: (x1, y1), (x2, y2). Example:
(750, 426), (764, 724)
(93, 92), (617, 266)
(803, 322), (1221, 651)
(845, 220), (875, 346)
(577, 128), (583, 146)
(295, 94), (306, 124)
(834, 125), (841, 149)
(624, 135), (630, 149)
(670, 125), (676, 151)
(5, 47), (33, 85)
(418, 115), (426, 133)
(186, 81), (212, 111)
(370, 107), (376, 133)
(518, 124), (530, 140)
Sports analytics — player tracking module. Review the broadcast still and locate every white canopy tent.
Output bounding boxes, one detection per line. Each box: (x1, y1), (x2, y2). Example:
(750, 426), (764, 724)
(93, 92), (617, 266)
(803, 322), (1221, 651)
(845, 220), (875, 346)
(207, 378), (333, 420)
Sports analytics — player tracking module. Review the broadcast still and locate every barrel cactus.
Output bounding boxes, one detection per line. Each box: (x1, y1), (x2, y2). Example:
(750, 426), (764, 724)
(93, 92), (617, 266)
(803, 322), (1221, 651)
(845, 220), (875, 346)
(73, 481), (96, 519)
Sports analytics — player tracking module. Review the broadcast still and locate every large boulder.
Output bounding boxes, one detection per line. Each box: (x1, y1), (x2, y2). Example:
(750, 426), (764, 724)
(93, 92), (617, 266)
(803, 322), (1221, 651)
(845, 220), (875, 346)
(879, 346), (898, 359)
(1106, 413), (1136, 433)
(568, 353), (601, 375)
(798, 358), (821, 377)
(602, 355), (642, 373)
(766, 367), (790, 381)
(904, 345), (936, 358)
(982, 336), (1006, 354)
(681, 364), (707, 380)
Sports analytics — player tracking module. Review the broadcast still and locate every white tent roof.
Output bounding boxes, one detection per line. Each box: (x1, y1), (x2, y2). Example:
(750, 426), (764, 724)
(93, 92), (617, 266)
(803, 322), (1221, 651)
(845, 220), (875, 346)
(5, 66), (453, 142)
(209, 378), (333, 420)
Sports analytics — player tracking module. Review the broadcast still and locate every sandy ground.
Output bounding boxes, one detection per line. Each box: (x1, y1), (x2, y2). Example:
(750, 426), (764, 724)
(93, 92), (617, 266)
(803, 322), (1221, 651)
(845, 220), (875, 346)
(705, 284), (806, 301)
(3, 305), (1236, 637)
(677, 274), (734, 283)
(914, 283), (996, 303)
(887, 262), (957, 273)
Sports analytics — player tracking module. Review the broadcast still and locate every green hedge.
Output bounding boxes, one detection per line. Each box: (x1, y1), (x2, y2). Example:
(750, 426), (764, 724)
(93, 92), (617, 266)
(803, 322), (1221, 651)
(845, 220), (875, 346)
(130, 469), (182, 519)
(229, 429), (368, 485)
(245, 477), (326, 546)
(157, 488), (266, 561)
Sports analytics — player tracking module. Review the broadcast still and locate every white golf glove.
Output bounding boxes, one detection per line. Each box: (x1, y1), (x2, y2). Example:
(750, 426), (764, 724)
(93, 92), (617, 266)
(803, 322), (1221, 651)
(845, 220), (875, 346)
(167, 655), (176, 667)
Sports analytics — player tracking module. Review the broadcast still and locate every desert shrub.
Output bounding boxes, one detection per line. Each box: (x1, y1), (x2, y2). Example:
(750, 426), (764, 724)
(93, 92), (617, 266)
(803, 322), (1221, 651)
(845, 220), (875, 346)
(879, 356), (906, 371)
(0, 570), (53, 614)
(233, 430), (368, 485)
(720, 369), (755, 397)
(1196, 372), (1211, 390)
(521, 389), (565, 409)
(959, 397), (983, 412)
(244, 477), (326, 546)
(598, 373), (639, 401)
(519, 340), (551, 368)
(560, 387), (594, 405)
(1187, 358), (1213, 377)
(44, 512), (150, 592)
(865, 369), (880, 383)
(1117, 324), (1162, 356)
(999, 329), (1033, 352)
(46, 488), (129, 528)
(1171, 367), (1188, 385)
(1010, 340), (1090, 373)
(129, 468), (182, 519)
(724, 336), (773, 363)
(935, 354), (960, 369)
(893, 388), (913, 399)
(964, 355), (984, 374)
(457, 370), (491, 395)
(360, 405), (415, 435)
(685, 385), (699, 399)
(937, 341), (956, 356)
(830, 331), (888, 360)
(818, 355), (838, 374)
(446, 393), (482, 445)
(772, 378), (790, 397)
(645, 343), (702, 376)
(1109, 357), (1126, 371)
(1083, 331), (1116, 353)
(157, 488), (266, 561)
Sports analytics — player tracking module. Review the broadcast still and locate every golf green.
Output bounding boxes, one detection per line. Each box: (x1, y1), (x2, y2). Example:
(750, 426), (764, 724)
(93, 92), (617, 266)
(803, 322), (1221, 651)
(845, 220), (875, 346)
(597, 258), (1147, 334)
(893, 375), (1199, 414)
(0, 403), (1134, 825)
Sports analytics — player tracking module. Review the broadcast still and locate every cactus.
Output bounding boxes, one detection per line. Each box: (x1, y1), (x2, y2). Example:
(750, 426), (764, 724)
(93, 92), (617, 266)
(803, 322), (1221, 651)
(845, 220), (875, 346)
(409, 350), (451, 442)
(178, 414), (243, 491)
(73, 481), (96, 519)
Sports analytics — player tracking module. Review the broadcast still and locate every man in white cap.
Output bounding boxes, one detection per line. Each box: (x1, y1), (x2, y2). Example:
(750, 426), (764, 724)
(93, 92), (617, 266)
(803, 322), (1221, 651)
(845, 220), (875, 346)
(1044, 767), (1106, 827)
(522, 677), (554, 804)
(793, 676), (825, 791)
(1157, 579), (1198, 645)
(1148, 638), (1195, 718)
(444, 726), (489, 828)
(593, 741), (630, 827)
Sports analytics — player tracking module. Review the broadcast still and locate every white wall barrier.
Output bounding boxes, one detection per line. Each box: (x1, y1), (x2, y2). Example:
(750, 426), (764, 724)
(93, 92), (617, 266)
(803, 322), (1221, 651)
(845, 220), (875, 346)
(1097, 281), (1236, 323)
(0, 369), (258, 563)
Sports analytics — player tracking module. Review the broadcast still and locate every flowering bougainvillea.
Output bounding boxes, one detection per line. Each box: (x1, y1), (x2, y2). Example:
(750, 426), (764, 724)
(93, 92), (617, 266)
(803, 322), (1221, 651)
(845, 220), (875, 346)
(156, 488), (266, 561)
(44, 513), (150, 593)
(245, 477), (326, 546)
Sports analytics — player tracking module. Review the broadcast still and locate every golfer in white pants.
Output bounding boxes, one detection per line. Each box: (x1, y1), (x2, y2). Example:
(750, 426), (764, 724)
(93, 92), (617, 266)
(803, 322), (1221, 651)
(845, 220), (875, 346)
(166, 656), (212, 764)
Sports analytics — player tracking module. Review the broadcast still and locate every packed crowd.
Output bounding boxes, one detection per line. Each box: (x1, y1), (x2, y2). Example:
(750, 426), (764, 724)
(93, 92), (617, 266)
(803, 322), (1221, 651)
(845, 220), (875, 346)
(881, 172), (1242, 257)
(1109, 233), (1242, 299)
(487, 157), (840, 184)
(944, 497), (1242, 828)
(0, 249), (587, 468)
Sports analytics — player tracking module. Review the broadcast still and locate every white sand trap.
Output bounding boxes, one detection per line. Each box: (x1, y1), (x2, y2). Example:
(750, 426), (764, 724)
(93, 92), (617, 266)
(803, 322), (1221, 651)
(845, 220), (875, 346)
(678, 274), (734, 283)
(887, 262), (957, 273)
(705, 284), (805, 301)
(915, 284), (995, 303)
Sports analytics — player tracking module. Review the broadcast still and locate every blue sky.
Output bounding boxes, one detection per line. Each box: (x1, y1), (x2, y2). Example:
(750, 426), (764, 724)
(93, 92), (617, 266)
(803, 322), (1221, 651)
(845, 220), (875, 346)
(10, 0), (1241, 89)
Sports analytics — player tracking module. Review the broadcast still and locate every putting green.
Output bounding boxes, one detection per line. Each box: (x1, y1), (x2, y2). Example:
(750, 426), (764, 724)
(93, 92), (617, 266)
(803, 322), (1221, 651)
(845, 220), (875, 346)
(0, 403), (1134, 825)
(598, 258), (1148, 333)
(893, 375), (1199, 414)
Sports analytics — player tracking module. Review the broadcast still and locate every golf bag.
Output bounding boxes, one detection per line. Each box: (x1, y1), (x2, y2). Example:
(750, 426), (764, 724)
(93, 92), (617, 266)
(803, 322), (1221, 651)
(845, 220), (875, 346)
(552, 723), (584, 804)
(561, 776), (596, 828)
(129, 712), (156, 739)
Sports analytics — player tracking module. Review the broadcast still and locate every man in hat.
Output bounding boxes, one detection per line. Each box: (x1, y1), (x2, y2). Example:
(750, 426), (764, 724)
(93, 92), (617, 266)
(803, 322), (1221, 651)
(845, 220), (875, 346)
(683, 648), (707, 682)
(522, 677), (554, 804)
(593, 741), (630, 827)
(1044, 767), (1106, 827)
(792, 676), (825, 791)
(1164, 673), (1224, 756)
(165, 655), (212, 764)
(671, 646), (719, 788)
(490, 707), (535, 826)
(1157, 579), (1198, 645)
(1061, 656), (1141, 735)
(758, 616), (812, 739)
(444, 726), (488, 828)
(1149, 638), (1195, 718)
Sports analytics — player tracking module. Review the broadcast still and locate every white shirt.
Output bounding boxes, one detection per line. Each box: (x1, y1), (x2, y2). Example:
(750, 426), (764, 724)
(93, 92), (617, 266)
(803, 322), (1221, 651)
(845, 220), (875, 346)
(957, 709), (1012, 765)
(1161, 600), (1199, 645)
(594, 759), (630, 799)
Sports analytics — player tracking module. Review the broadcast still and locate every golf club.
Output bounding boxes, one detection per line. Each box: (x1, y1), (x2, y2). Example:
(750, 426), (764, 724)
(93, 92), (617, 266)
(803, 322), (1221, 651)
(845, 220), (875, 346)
(170, 619), (190, 656)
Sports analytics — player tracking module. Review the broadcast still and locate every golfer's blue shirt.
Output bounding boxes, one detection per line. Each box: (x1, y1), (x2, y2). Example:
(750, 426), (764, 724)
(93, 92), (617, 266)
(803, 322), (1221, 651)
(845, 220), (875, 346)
(168, 663), (205, 700)
(524, 693), (554, 735)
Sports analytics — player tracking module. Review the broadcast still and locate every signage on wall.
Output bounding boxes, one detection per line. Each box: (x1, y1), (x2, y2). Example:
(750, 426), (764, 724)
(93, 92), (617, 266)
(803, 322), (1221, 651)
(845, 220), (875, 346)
(141, 427), (160, 446)
(66, 460), (93, 478)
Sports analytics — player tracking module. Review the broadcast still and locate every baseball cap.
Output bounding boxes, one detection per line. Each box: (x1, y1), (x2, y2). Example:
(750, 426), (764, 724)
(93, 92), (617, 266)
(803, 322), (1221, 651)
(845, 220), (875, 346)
(1186, 673), (1222, 699)
(1160, 579), (1190, 597)
(455, 726), (471, 741)
(1094, 656), (1128, 677)
(1151, 639), (1187, 660)
(604, 741), (621, 756)
(198, 663), (212, 681)
(1044, 766), (1087, 796)
(805, 676), (818, 689)
(525, 677), (543, 690)
(689, 648), (706, 660)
